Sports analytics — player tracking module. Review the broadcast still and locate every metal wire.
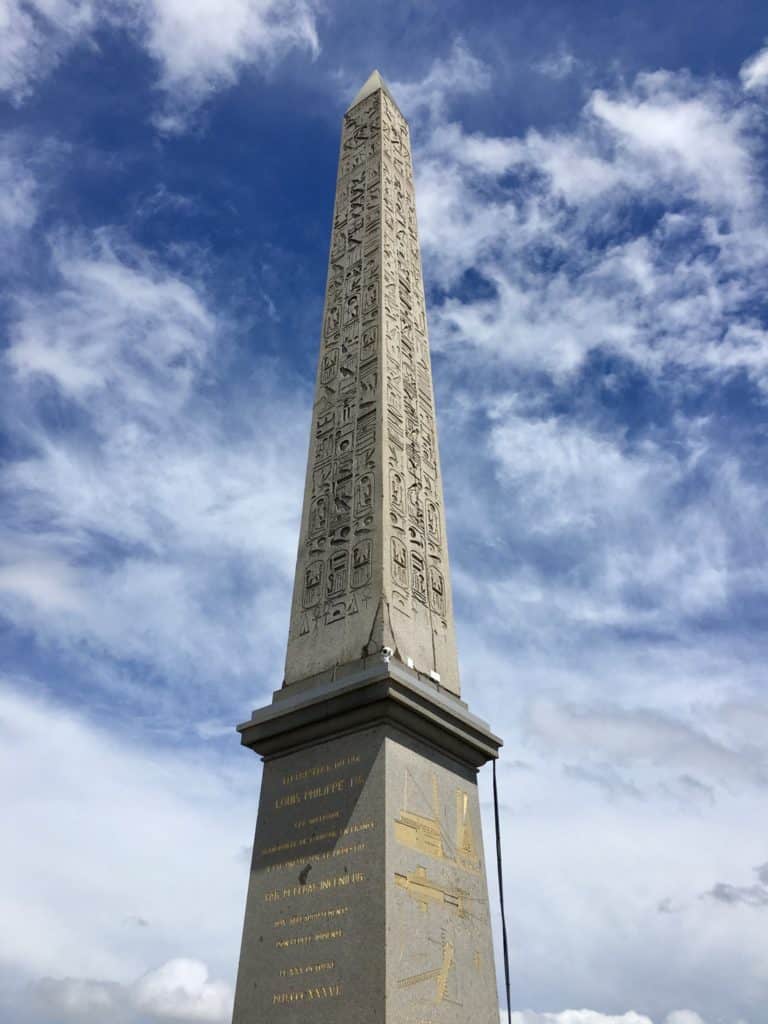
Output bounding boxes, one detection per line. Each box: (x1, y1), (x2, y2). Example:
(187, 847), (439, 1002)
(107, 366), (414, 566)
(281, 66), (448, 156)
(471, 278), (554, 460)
(492, 757), (512, 1024)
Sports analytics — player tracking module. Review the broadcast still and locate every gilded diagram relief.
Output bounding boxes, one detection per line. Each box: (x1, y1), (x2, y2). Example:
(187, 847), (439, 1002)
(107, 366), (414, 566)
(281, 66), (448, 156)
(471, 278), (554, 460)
(392, 767), (486, 1011)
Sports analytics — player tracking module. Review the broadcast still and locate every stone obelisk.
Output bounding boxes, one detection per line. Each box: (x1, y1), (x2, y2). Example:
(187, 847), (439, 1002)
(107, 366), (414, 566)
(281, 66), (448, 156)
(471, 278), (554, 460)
(232, 72), (502, 1024)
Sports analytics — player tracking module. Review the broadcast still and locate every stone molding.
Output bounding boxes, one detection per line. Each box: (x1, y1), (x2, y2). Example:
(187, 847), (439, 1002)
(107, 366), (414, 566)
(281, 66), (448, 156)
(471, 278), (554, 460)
(238, 654), (501, 768)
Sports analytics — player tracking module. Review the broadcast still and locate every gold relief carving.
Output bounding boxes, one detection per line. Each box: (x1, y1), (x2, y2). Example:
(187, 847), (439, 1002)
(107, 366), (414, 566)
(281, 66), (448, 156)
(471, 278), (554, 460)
(275, 935), (312, 948)
(265, 872), (366, 902)
(297, 810), (342, 828)
(278, 961), (336, 979)
(394, 772), (443, 858)
(266, 841), (367, 873)
(272, 983), (343, 1004)
(397, 938), (457, 1005)
(394, 867), (469, 919)
(273, 773), (364, 812)
(282, 755), (361, 786)
(393, 771), (482, 875)
(261, 831), (335, 857)
(274, 906), (349, 929)
(455, 792), (481, 873)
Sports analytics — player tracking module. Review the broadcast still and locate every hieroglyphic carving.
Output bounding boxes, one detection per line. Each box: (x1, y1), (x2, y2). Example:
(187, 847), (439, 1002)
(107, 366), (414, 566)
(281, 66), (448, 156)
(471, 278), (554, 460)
(290, 91), (383, 644)
(286, 78), (459, 691)
(379, 91), (449, 637)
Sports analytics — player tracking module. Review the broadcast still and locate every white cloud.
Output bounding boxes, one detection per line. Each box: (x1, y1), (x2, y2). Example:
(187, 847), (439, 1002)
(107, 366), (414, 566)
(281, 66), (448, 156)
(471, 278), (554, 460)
(391, 39), (491, 121)
(414, 67), (768, 386)
(0, 559), (85, 612)
(133, 959), (232, 1021)
(143, 0), (319, 132)
(0, 0), (319, 126)
(0, 683), (249, 1002)
(532, 48), (581, 81)
(1, 230), (307, 709)
(8, 231), (214, 404)
(0, 0), (96, 102)
(31, 959), (232, 1022)
(32, 975), (126, 1020)
(0, 140), (37, 230)
(527, 698), (766, 789)
(507, 1013), (654, 1024)
(589, 73), (755, 209)
(504, 1011), (710, 1024)
(740, 42), (768, 92)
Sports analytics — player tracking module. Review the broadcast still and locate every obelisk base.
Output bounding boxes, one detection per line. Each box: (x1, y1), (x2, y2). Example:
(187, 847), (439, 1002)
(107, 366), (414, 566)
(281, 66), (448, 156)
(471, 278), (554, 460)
(232, 654), (502, 1024)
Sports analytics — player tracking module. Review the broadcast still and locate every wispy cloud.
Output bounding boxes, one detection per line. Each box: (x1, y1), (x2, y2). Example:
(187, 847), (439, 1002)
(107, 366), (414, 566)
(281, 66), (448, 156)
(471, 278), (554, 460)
(702, 862), (768, 908)
(1, 228), (308, 718)
(0, 0), (319, 128)
(740, 41), (768, 92)
(0, 684), (249, 1011)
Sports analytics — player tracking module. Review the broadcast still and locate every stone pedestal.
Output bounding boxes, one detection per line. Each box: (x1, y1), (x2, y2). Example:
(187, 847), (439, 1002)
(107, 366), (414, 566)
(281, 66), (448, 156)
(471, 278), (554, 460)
(232, 655), (501, 1023)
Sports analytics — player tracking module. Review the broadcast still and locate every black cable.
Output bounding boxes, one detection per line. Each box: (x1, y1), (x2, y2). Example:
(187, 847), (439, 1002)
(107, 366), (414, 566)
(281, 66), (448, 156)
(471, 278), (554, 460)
(492, 757), (512, 1024)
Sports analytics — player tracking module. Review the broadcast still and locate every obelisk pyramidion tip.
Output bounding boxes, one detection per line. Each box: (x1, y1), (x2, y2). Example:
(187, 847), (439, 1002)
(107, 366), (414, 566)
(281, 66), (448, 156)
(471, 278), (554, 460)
(348, 69), (389, 109)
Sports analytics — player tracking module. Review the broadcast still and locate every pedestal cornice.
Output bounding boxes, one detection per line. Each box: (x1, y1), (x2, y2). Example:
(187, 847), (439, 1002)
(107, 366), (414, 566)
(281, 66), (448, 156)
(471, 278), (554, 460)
(238, 654), (501, 768)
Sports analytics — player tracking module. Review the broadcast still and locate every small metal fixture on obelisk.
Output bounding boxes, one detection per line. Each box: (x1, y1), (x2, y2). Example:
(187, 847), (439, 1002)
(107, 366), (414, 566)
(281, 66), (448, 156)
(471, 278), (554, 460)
(232, 71), (502, 1024)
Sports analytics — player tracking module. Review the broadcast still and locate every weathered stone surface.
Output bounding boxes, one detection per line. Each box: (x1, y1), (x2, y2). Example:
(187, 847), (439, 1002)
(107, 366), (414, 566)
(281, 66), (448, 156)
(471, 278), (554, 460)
(284, 77), (460, 694)
(231, 722), (498, 1024)
(232, 728), (387, 1024)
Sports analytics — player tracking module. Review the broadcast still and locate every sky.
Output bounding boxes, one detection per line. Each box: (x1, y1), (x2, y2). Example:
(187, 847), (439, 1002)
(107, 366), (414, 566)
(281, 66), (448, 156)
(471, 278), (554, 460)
(1, 1), (768, 1023)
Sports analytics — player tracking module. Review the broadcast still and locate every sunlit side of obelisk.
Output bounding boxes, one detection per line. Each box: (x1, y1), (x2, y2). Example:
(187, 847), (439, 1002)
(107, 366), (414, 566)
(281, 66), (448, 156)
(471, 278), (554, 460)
(231, 71), (502, 1024)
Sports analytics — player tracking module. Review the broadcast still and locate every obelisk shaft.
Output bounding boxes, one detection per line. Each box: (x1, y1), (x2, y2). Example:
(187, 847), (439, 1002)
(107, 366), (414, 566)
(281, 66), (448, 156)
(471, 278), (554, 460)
(284, 80), (460, 694)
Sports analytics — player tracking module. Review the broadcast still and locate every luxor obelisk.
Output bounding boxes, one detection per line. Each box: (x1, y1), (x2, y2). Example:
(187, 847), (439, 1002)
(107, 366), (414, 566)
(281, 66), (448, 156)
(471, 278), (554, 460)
(232, 71), (502, 1024)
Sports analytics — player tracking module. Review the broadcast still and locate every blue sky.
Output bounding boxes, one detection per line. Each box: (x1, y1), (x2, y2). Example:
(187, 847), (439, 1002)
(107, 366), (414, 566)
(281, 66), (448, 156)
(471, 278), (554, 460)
(1, 2), (768, 1023)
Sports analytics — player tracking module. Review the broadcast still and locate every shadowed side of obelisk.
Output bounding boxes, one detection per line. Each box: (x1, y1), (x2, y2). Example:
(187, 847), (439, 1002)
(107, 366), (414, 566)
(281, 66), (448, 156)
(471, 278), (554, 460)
(231, 728), (388, 1024)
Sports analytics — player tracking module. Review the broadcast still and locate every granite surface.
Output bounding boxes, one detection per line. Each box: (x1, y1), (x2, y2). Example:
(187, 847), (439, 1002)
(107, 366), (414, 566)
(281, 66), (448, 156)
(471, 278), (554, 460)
(232, 724), (498, 1024)
(283, 74), (460, 693)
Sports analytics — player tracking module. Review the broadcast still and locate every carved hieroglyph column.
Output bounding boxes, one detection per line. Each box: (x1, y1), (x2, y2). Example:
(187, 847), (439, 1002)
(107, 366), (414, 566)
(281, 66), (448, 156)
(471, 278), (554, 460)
(284, 71), (460, 694)
(232, 73), (502, 1024)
